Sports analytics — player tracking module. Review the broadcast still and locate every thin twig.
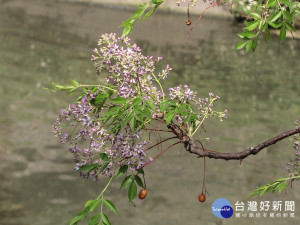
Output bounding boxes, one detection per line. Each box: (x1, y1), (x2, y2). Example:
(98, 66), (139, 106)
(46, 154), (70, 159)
(186, 0), (223, 40)
(202, 156), (206, 194)
(145, 136), (178, 152)
(142, 128), (173, 132)
(143, 141), (181, 167)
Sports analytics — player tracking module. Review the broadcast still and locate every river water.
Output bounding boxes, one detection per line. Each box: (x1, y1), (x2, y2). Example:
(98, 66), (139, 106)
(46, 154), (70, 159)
(0, 0), (299, 225)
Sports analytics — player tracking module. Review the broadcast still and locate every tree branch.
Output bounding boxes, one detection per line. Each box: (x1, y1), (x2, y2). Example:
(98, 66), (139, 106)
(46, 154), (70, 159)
(185, 127), (300, 160)
(153, 114), (300, 161)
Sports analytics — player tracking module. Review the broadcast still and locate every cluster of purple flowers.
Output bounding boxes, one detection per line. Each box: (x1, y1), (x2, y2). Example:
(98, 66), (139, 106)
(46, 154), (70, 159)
(169, 85), (227, 124)
(107, 127), (148, 170)
(53, 33), (228, 180)
(286, 119), (300, 176)
(53, 33), (176, 180)
(53, 91), (107, 179)
(53, 89), (150, 180)
(91, 33), (172, 102)
(169, 85), (197, 102)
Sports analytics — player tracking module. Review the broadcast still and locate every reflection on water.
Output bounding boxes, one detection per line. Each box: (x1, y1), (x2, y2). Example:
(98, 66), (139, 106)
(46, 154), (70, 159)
(0, 0), (299, 224)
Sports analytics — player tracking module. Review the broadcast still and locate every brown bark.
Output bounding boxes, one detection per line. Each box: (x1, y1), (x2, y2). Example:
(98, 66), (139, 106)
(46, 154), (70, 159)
(166, 122), (300, 161)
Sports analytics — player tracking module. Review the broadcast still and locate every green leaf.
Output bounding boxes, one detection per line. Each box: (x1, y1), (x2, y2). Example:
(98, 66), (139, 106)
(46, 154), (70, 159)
(101, 213), (111, 225)
(164, 110), (175, 124)
(247, 176), (296, 197)
(120, 175), (134, 189)
(276, 182), (287, 193)
(116, 165), (128, 179)
(246, 21), (259, 31)
(143, 7), (156, 21)
(269, 11), (282, 23)
(122, 25), (132, 37)
(280, 25), (286, 42)
(184, 117), (190, 123)
(88, 213), (101, 225)
(70, 79), (80, 87)
(144, 0), (163, 20)
(70, 214), (85, 225)
(144, 107), (152, 119)
(105, 106), (121, 118)
(259, 187), (267, 196)
(77, 164), (98, 173)
(258, 20), (264, 31)
(135, 4), (147, 20)
(237, 31), (255, 39)
(159, 99), (170, 111)
(128, 180), (137, 202)
(119, 1), (163, 37)
(266, 0), (277, 8)
(68, 88), (77, 95)
(286, 23), (296, 32)
(177, 103), (187, 111)
(132, 97), (142, 106)
(103, 199), (118, 214)
(275, 177), (288, 182)
(134, 105), (144, 114)
(262, 22), (268, 31)
(51, 82), (75, 91)
(136, 168), (144, 175)
(135, 175), (144, 188)
(283, 11), (292, 23)
(104, 108), (124, 127)
(70, 209), (89, 225)
(250, 13), (261, 20)
(99, 153), (109, 161)
(84, 199), (101, 211)
(179, 111), (188, 117)
(246, 40), (252, 52)
(134, 113), (144, 123)
(123, 112), (133, 126)
(235, 41), (248, 50)
(94, 93), (109, 105)
(268, 21), (282, 28)
(266, 184), (276, 193)
(110, 97), (127, 104)
(130, 116), (136, 132)
(84, 200), (95, 209)
(145, 99), (156, 111)
(98, 162), (109, 174)
(280, 0), (293, 6)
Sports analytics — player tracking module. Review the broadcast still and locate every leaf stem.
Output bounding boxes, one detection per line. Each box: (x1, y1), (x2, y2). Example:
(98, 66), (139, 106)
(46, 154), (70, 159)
(97, 175), (114, 200)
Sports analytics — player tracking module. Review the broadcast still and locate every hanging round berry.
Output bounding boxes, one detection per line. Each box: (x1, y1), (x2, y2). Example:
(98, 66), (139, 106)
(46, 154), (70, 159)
(139, 189), (148, 200)
(198, 193), (206, 202)
(186, 20), (192, 26)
